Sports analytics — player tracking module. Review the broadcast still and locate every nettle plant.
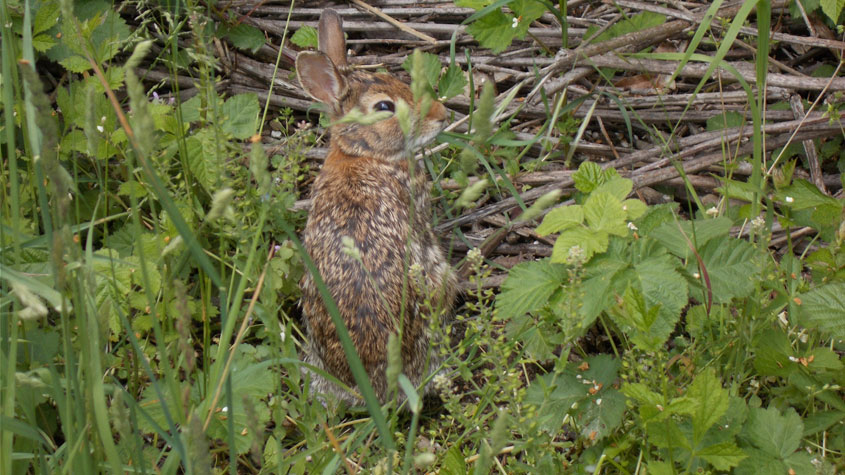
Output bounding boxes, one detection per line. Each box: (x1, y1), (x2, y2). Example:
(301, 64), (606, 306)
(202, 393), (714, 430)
(494, 161), (845, 472)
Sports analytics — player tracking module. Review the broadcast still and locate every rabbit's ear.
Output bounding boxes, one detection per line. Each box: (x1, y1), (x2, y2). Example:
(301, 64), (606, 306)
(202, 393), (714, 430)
(318, 9), (348, 69)
(296, 51), (347, 108)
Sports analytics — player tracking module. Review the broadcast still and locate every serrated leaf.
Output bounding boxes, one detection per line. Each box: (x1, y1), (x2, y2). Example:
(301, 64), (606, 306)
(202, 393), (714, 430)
(32, 34), (57, 52)
(622, 199), (647, 220)
(697, 442), (747, 470)
(820, 0), (845, 24)
(440, 446), (467, 475)
(551, 227), (607, 263)
(185, 129), (223, 194)
(573, 161), (619, 193)
(496, 260), (567, 319)
(455, 0), (491, 8)
(536, 205), (584, 235)
(221, 93), (259, 139)
(524, 372), (587, 433)
(576, 389), (625, 441)
(510, 0), (546, 38)
(401, 52), (441, 91)
(593, 175), (633, 201)
(291, 25), (318, 48)
(744, 406), (803, 459)
(33, 0), (60, 35)
(585, 192), (628, 236)
(776, 179), (843, 211)
(225, 23), (265, 52)
(652, 216), (733, 259)
(438, 64), (466, 99)
(690, 235), (758, 304)
(466, 9), (516, 54)
(797, 282), (845, 339)
(686, 369), (729, 441)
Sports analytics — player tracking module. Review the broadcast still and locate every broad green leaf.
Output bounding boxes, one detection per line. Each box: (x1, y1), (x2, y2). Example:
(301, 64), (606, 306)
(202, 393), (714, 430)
(587, 11), (666, 44)
(496, 260), (566, 319)
(551, 227), (607, 263)
(33, 0), (60, 35)
(753, 329), (796, 378)
(510, 0), (547, 38)
(185, 128), (224, 194)
(221, 93), (260, 139)
(652, 216), (733, 259)
(32, 33), (57, 52)
(524, 372), (587, 433)
(438, 64), (467, 99)
(697, 442), (747, 471)
(402, 52), (441, 90)
(505, 313), (565, 361)
(572, 161), (619, 193)
(744, 406), (803, 459)
(592, 175), (633, 201)
(686, 369), (729, 442)
(689, 235), (758, 304)
(290, 25), (318, 48)
(820, 0), (845, 24)
(706, 110), (746, 131)
(797, 282), (845, 339)
(584, 192), (628, 236)
(440, 446), (468, 475)
(634, 254), (687, 349)
(455, 0), (491, 8)
(225, 23), (265, 52)
(734, 448), (789, 475)
(776, 179), (843, 211)
(536, 205), (584, 235)
(622, 199), (647, 220)
(802, 410), (845, 437)
(466, 9), (515, 54)
(577, 388), (625, 441)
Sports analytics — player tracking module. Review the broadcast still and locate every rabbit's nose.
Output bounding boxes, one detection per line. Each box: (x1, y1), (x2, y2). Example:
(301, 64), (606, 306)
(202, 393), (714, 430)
(428, 100), (447, 123)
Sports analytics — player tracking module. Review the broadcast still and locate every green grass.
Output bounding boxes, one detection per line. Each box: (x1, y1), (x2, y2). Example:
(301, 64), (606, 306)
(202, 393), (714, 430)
(2, 0), (845, 473)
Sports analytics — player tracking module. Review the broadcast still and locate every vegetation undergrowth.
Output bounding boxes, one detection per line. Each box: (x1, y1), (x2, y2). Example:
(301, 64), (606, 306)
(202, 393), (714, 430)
(1, 0), (844, 473)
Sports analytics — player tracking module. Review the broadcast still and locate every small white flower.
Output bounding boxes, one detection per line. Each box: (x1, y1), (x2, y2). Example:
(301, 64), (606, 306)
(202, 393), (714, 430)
(627, 222), (638, 231)
(705, 206), (719, 217)
(656, 404), (664, 411)
(100, 116), (106, 123)
(788, 356), (799, 362)
(279, 330), (286, 341)
(96, 125), (104, 133)
(221, 406), (229, 412)
(693, 272), (700, 279)
(512, 17), (519, 28)
(270, 130), (282, 139)
(777, 311), (788, 327)
(785, 196), (794, 203)
(595, 398), (602, 405)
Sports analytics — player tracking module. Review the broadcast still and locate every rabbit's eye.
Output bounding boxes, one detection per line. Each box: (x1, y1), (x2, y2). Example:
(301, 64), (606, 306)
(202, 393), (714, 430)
(374, 100), (395, 113)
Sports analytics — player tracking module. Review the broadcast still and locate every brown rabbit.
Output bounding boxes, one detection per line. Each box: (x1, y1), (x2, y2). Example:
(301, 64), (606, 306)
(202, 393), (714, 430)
(296, 9), (456, 405)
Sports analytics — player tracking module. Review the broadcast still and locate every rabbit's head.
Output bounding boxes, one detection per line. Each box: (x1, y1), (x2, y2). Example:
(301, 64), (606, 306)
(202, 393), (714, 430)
(295, 10), (446, 162)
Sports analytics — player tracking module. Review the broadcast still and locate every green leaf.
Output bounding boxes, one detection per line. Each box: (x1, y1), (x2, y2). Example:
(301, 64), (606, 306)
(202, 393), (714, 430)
(686, 369), (729, 442)
(776, 179), (843, 211)
(524, 372), (587, 433)
(585, 192), (628, 236)
(551, 227), (607, 263)
(622, 199), (647, 220)
(496, 260), (567, 319)
(652, 216), (733, 259)
(588, 11), (666, 44)
(753, 329), (796, 378)
(221, 93), (260, 139)
(466, 9), (516, 54)
(401, 52), (442, 90)
(440, 446), (468, 475)
(510, 0), (546, 38)
(743, 406), (803, 459)
(224, 23), (265, 52)
(185, 128), (224, 194)
(690, 235), (758, 304)
(438, 64), (467, 99)
(697, 442), (747, 471)
(706, 110), (746, 131)
(290, 25), (318, 48)
(592, 175), (633, 202)
(31, 33), (57, 52)
(797, 282), (845, 339)
(820, 0), (845, 24)
(536, 205), (584, 235)
(455, 0), (491, 8)
(572, 161), (619, 193)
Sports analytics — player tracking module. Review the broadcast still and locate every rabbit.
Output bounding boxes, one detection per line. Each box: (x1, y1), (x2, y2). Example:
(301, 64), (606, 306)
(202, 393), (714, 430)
(296, 9), (456, 406)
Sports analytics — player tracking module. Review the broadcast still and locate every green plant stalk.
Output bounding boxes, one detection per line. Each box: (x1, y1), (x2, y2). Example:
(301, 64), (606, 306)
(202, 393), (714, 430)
(750, 0), (771, 218)
(400, 409), (421, 475)
(0, 0), (20, 238)
(258, 0), (295, 134)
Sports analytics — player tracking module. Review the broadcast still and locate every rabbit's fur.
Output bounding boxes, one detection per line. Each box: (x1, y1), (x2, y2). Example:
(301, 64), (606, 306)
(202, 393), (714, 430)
(296, 9), (456, 405)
